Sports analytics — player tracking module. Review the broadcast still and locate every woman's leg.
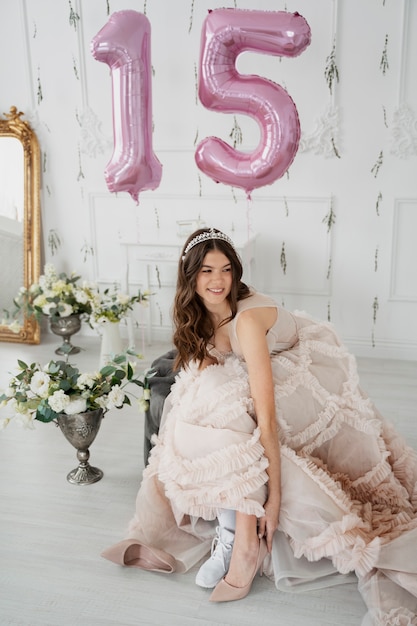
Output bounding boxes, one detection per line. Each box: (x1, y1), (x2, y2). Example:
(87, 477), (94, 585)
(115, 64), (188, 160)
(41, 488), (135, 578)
(209, 511), (267, 601)
(224, 512), (260, 588)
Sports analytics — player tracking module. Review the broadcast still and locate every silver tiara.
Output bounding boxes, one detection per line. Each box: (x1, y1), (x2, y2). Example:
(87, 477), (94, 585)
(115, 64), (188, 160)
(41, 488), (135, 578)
(182, 229), (234, 260)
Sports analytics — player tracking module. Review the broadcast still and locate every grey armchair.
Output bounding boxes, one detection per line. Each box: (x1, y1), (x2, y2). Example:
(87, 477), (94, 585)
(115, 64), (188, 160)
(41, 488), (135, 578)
(144, 349), (178, 465)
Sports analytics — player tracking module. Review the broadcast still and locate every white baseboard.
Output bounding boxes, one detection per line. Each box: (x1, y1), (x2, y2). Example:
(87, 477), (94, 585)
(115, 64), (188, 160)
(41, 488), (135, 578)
(345, 337), (417, 362)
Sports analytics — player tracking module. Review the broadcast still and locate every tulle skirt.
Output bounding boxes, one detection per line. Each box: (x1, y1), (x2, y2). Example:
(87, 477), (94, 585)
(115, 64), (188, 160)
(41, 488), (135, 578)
(106, 316), (417, 624)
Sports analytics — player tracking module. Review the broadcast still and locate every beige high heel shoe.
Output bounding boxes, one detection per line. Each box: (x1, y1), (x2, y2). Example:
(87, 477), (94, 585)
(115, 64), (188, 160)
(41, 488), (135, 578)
(209, 538), (268, 602)
(101, 539), (176, 572)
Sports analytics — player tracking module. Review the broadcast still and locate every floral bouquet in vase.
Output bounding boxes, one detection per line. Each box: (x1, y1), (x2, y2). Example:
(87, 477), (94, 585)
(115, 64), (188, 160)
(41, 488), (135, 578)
(0, 352), (153, 484)
(6, 263), (92, 322)
(2, 263), (94, 355)
(87, 285), (151, 365)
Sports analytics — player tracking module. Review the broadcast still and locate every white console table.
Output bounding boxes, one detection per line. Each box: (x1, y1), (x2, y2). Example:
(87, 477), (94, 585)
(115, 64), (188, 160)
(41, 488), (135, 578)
(120, 233), (257, 345)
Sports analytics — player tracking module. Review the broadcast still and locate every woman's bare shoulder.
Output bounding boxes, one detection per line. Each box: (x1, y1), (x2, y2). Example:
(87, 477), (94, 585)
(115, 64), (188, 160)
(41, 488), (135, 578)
(237, 305), (276, 331)
(238, 290), (278, 309)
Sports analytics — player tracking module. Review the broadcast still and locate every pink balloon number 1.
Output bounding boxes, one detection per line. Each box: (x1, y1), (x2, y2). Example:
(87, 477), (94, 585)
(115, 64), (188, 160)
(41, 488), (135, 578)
(91, 11), (162, 203)
(196, 9), (311, 196)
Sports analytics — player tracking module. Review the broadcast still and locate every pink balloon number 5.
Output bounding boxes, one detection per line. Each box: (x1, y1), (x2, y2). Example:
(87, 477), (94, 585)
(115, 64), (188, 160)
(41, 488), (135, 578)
(91, 11), (162, 204)
(196, 9), (311, 196)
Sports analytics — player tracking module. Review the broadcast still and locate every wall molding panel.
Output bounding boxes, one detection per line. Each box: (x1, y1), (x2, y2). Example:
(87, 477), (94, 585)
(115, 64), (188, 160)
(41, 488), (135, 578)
(2, 1), (417, 359)
(390, 198), (417, 302)
(391, 0), (417, 158)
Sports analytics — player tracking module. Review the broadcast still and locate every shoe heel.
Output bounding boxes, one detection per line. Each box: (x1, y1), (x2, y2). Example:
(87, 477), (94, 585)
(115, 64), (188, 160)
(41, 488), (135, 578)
(209, 538), (267, 602)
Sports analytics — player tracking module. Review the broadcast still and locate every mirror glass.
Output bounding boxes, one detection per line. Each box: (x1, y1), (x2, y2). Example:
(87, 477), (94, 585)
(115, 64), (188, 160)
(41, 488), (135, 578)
(0, 107), (41, 343)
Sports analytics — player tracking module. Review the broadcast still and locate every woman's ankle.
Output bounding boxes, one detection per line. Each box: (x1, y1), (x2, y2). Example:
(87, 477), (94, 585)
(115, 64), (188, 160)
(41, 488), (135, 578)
(225, 538), (260, 586)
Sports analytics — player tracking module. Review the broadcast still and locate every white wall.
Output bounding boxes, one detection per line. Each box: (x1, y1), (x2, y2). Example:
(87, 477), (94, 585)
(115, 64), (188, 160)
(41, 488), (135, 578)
(1, 0), (416, 358)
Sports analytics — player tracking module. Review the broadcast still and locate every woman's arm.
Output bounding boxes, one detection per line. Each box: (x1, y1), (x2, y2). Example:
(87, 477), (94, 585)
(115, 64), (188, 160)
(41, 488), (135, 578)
(236, 307), (281, 551)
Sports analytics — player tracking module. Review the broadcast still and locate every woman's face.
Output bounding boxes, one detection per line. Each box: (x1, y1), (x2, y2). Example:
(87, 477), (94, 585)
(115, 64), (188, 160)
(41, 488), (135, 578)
(195, 249), (233, 310)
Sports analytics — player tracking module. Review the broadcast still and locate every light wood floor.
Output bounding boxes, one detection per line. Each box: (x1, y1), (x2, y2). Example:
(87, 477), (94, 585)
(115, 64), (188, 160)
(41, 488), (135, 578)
(0, 334), (416, 626)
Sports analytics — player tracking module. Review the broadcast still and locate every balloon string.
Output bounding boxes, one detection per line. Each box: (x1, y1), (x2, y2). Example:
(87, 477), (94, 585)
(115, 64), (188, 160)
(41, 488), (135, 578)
(245, 195), (254, 285)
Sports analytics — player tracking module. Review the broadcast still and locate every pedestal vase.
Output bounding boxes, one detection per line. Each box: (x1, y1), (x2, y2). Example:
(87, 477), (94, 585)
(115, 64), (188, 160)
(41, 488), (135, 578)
(57, 409), (104, 485)
(49, 314), (82, 355)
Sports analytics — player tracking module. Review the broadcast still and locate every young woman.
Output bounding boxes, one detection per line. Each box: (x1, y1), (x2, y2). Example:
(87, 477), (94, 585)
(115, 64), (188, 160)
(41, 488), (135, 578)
(103, 228), (417, 620)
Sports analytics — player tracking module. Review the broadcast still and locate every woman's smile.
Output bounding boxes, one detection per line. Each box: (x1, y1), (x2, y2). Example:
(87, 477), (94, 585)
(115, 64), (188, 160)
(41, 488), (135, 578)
(196, 250), (233, 309)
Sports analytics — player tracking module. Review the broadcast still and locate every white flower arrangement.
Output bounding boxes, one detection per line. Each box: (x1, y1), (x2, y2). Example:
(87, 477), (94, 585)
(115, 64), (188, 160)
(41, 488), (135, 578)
(0, 352), (153, 430)
(32, 263), (93, 318)
(1, 263), (93, 332)
(87, 285), (151, 325)
(1, 264), (152, 335)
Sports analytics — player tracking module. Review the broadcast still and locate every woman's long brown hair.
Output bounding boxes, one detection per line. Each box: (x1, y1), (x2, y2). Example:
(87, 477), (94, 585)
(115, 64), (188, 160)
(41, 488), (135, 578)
(172, 228), (250, 370)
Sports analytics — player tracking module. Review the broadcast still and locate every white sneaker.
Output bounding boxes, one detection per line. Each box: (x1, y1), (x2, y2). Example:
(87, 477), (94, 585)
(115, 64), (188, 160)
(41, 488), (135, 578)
(195, 526), (234, 588)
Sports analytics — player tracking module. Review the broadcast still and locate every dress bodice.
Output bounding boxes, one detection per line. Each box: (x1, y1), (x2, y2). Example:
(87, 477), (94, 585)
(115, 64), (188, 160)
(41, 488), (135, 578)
(229, 291), (299, 358)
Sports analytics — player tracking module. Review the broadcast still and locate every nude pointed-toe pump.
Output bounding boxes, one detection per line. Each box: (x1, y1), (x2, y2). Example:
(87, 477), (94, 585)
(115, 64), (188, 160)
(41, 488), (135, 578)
(209, 538), (268, 602)
(101, 539), (176, 572)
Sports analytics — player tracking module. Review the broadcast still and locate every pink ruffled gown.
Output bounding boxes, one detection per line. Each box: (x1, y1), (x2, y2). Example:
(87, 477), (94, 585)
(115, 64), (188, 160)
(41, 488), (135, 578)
(103, 292), (417, 624)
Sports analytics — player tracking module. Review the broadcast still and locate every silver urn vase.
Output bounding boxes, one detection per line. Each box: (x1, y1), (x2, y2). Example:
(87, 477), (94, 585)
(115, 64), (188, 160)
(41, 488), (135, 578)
(49, 314), (82, 356)
(57, 409), (104, 485)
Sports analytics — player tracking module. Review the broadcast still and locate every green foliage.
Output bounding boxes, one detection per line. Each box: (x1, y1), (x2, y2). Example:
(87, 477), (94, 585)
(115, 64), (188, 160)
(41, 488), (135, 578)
(0, 351), (155, 430)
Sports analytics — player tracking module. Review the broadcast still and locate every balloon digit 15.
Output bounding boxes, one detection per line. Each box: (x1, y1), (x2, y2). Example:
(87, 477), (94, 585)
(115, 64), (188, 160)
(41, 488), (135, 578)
(91, 10), (162, 204)
(195, 9), (311, 197)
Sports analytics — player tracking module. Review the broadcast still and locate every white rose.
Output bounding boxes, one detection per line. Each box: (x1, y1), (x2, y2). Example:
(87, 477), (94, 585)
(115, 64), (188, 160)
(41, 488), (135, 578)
(64, 397), (87, 415)
(48, 389), (70, 413)
(96, 396), (108, 409)
(33, 294), (47, 307)
(76, 373), (97, 389)
(42, 302), (57, 316)
(106, 385), (125, 409)
(143, 388), (151, 401)
(74, 289), (89, 305)
(59, 303), (74, 317)
(30, 371), (51, 398)
(52, 279), (66, 294)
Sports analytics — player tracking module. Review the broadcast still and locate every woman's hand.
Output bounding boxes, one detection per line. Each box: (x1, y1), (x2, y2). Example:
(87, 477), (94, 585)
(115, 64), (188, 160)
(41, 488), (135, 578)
(257, 497), (280, 552)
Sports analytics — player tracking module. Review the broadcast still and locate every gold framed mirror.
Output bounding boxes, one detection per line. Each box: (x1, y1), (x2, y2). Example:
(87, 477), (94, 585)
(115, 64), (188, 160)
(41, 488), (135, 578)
(0, 106), (41, 343)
